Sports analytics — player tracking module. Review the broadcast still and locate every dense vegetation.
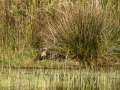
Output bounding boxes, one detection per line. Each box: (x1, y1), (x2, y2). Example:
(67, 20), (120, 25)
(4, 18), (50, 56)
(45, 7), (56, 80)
(0, 0), (120, 68)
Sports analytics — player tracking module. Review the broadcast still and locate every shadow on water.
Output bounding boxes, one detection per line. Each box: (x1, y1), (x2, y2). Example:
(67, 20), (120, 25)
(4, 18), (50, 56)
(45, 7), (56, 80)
(0, 68), (120, 90)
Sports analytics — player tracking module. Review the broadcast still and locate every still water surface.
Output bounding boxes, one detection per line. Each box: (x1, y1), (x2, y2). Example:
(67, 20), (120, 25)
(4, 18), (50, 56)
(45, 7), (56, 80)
(0, 68), (120, 90)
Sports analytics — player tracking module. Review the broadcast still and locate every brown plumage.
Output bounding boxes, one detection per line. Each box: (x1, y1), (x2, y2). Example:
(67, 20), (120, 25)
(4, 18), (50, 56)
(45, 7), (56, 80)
(33, 48), (47, 61)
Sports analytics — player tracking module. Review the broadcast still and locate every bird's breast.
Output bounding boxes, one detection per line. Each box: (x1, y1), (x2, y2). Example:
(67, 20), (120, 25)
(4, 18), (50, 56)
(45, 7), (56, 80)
(41, 52), (46, 57)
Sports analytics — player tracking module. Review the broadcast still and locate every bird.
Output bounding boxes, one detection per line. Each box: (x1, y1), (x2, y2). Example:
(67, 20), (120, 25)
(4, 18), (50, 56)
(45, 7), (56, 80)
(33, 48), (47, 61)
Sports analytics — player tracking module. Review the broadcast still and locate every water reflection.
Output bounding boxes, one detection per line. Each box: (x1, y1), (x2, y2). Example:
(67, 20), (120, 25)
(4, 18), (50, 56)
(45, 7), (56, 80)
(0, 68), (120, 90)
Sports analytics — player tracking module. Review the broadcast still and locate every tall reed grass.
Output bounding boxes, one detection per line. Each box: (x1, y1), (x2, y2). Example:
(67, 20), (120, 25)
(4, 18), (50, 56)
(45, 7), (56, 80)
(0, 0), (119, 67)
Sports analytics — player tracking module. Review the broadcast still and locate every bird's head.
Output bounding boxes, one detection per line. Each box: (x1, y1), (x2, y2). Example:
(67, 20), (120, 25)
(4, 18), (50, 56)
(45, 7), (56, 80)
(42, 48), (47, 52)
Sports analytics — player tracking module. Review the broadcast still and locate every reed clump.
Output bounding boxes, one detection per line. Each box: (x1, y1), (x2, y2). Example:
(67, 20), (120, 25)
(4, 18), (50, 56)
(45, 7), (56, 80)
(45, 0), (120, 66)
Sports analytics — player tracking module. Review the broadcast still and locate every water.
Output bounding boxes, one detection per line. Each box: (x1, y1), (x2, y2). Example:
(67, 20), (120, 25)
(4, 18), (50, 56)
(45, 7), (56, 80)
(0, 68), (120, 90)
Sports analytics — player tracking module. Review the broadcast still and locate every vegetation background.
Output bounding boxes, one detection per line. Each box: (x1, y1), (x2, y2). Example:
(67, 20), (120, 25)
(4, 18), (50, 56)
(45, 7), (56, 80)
(0, 0), (119, 68)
